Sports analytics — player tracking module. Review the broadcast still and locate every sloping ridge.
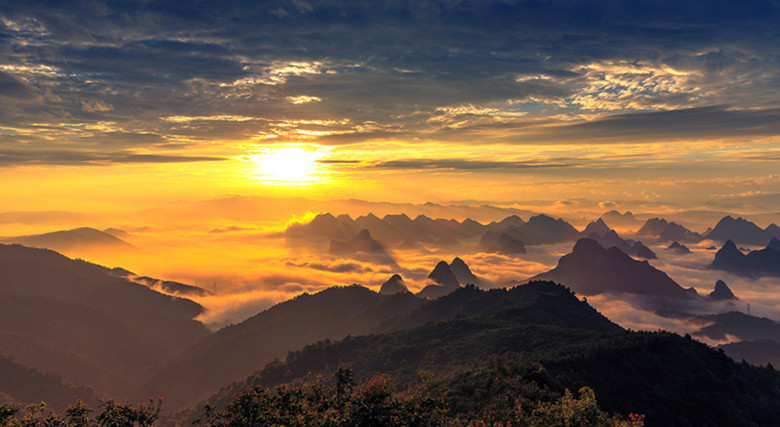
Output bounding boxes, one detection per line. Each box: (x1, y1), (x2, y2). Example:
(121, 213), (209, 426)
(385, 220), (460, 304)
(0, 243), (208, 400)
(530, 238), (693, 298)
(1, 227), (134, 252)
(139, 285), (425, 411)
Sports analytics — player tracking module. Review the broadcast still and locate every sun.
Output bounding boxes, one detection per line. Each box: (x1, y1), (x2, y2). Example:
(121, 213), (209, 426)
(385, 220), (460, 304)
(249, 146), (325, 184)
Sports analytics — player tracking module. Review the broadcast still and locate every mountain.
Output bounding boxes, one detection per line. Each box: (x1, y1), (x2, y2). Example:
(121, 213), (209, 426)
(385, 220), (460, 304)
(705, 216), (780, 246)
(719, 339), (780, 367)
(711, 239), (780, 278)
(581, 218), (611, 237)
(709, 280), (737, 301)
(486, 214), (525, 231)
(139, 285), (424, 411)
(0, 354), (100, 411)
(482, 232), (527, 255)
(665, 241), (691, 254)
(427, 260), (459, 287)
(450, 257), (480, 285)
(599, 210), (640, 229)
(0, 227), (134, 253)
(131, 276), (211, 297)
(0, 243), (209, 400)
(418, 261), (461, 299)
(192, 282), (780, 427)
(329, 229), (389, 256)
(514, 214), (580, 245)
(378, 274), (411, 295)
(636, 218), (702, 243)
(585, 229), (656, 259)
(768, 237), (780, 251)
(658, 310), (780, 343)
(530, 238), (694, 298)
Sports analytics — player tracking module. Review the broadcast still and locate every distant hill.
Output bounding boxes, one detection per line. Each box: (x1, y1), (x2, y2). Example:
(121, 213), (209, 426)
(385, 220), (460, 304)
(139, 285), (425, 411)
(288, 212), (579, 251)
(637, 218), (702, 243)
(0, 227), (134, 253)
(719, 339), (780, 367)
(658, 310), (780, 343)
(0, 243), (209, 400)
(530, 238), (694, 298)
(709, 280), (738, 301)
(599, 210), (640, 229)
(0, 354), (100, 411)
(581, 220), (656, 259)
(131, 276), (211, 297)
(190, 282), (780, 427)
(479, 231), (527, 255)
(705, 216), (780, 246)
(378, 274), (411, 295)
(665, 241), (691, 254)
(711, 239), (780, 278)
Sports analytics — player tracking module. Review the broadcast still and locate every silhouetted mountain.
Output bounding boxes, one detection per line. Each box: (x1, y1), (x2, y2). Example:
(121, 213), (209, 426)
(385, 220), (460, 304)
(530, 238), (694, 298)
(132, 276), (211, 297)
(329, 229), (387, 255)
(484, 233), (527, 255)
(0, 355), (100, 411)
(102, 228), (130, 239)
(711, 239), (780, 278)
(665, 241), (691, 254)
(585, 229), (656, 259)
(450, 257), (480, 285)
(658, 310), (780, 343)
(581, 218), (611, 237)
(378, 274), (411, 295)
(637, 218), (702, 243)
(705, 216), (780, 245)
(417, 261), (462, 299)
(140, 285), (424, 411)
(1, 227), (134, 253)
(0, 243), (208, 400)
(486, 214), (525, 231)
(515, 214), (580, 245)
(709, 280), (737, 301)
(195, 282), (780, 427)
(599, 210), (640, 229)
(719, 339), (780, 367)
(768, 237), (780, 251)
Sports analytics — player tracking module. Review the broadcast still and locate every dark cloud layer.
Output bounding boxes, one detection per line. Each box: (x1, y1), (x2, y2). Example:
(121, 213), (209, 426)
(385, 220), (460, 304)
(1, 1), (779, 164)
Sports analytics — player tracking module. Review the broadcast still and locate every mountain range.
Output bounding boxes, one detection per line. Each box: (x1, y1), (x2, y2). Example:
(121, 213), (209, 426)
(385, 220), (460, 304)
(711, 238), (780, 278)
(704, 216), (780, 246)
(286, 212), (581, 253)
(181, 281), (780, 427)
(0, 243), (209, 401)
(530, 238), (696, 298)
(0, 227), (133, 253)
(637, 218), (702, 243)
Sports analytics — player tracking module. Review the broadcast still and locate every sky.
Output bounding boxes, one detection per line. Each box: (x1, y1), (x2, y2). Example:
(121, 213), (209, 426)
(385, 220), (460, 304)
(2, 0), (780, 214)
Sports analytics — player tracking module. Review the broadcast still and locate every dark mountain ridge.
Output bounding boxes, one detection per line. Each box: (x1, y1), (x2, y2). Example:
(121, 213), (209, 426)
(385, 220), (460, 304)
(0, 243), (208, 400)
(530, 238), (694, 298)
(711, 239), (780, 278)
(705, 216), (780, 245)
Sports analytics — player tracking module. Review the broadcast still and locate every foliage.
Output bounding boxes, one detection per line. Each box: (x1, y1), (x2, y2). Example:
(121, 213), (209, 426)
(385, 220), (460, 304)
(194, 368), (640, 427)
(0, 399), (161, 427)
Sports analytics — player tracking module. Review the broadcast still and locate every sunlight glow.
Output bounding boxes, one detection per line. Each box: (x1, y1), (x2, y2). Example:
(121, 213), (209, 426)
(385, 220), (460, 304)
(248, 146), (326, 184)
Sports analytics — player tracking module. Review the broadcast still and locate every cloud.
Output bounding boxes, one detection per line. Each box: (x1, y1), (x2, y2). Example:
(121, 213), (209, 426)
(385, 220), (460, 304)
(0, 149), (228, 166)
(370, 158), (579, 171)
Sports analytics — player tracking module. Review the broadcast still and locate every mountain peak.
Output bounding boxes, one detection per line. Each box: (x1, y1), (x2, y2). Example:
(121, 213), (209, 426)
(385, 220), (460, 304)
(767, 237), (780, 251)
(428, 261), (459, 288)
(379, 274), (411, 295)
(450, 257), (480, 285)
(709, 280), (737, 300)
